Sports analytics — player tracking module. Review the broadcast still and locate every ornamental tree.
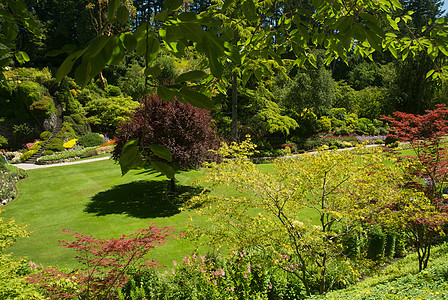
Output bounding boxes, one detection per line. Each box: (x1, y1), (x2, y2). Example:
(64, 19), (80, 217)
(381, 105), (448, 270)
(27, 225), (173, 300)
(187, 140), (396, 296)
(113, 93), (220, 192)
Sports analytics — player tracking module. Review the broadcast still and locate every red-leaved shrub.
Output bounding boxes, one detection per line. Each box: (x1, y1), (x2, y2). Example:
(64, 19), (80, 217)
(27, 225), (173, 299)
(113, 94), (220, 169)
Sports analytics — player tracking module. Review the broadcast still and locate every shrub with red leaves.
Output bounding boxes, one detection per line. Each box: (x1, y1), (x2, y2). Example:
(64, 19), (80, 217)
(383, 104), (448, 271)
(27, 225), (173, 300)
(113, 94), (220, 170)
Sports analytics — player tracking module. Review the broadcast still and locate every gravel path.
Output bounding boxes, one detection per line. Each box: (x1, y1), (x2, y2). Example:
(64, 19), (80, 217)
(14, 156), (112, 170)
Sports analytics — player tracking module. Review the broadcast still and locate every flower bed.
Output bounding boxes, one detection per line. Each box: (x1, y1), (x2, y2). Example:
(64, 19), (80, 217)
(0, 166), (26, 205)
(37, 147), (95, 163)
(36, 145), (114, 164)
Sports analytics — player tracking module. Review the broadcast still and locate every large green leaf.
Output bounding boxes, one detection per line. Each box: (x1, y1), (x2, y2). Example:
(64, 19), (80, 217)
(241, 0), (256, 20)
(149, 145), (173, 162)
(151, 160), (175, 179)
(146, 36), (160, 65)
(3, 21), (18, 41)
(179, 23), (204, 41)
(119, 139), (143, 176)
(15, 51), (29, 64)
(203, 37), (223, 78)
(84, 36), (110, 58)
(164, 0), (183, 11)
(56, 49), (86, 82)
(89, 53), (107, 80)
(108, 0), (120, 20)
(74, 58), (92, 87)
(175, 70), (207, 83)
(117, 6), (130, 24)
(158, 85), (179, 102)
(145, 65), (162, 77)
(122, 33), (137, 51)
(178, 86), (213, 109)
(7, 0), (28, 18)
(222, 0), (236, 12)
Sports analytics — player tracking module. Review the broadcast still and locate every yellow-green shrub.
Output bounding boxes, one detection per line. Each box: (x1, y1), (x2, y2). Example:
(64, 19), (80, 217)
(63, 139), (78, 149)
(20, 150), (37, 161)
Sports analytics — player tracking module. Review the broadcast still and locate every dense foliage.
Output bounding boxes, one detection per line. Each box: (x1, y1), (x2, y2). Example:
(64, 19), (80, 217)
(113, 94), (220, 170)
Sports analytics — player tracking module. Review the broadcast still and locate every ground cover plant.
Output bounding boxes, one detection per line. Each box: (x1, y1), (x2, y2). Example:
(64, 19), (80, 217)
(317, 242), (448, 299)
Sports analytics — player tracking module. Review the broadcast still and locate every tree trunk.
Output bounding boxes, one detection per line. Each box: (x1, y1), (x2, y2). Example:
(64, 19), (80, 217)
(231, 72), (238, 142)
(170, 177), (176, 193)
(99, 71), (106, 89)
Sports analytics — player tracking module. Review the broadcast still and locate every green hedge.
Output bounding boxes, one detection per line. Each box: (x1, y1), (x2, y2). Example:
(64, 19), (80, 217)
(78, 133), (104, 147)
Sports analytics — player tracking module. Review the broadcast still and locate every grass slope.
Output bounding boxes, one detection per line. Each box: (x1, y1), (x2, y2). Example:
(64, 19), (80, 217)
(2, 159), (206, 268)
(317, 243), (448, 299)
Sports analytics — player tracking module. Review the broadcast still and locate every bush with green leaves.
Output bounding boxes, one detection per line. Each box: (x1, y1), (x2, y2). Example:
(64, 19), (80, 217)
(78, 133), (104, 147)
(317, 116), (332, 133)
(37, 148), (93, 162)
(14, 81), (56, 119)
(45, 138), (64, 152)
(29, 141), (44, 151)
(63, 114), (91, 136)
(41, 150), (53, 156)
(39, 131), (52, 140)
(0, 135), (7, 147)
(105, 85), (122, 97)
(29, 96), (56, 118)
(15, 81), (45, 107)
(85, 95), (139, 133)
(55, 122), (77, 141)
(319, 243), (448, 300)
(0, 210), (44, 299)
(119, 251), (306, 300)
(13, 123), (33, 137)
(20, 150), (37, 162)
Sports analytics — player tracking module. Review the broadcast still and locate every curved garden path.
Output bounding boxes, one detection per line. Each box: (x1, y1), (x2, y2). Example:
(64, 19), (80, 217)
(15, 156), (112, 170)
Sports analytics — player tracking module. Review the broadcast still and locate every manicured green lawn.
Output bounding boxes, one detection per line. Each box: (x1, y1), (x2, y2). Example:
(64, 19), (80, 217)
(3, 159), (208, 268)
(3, 157), (322, 270)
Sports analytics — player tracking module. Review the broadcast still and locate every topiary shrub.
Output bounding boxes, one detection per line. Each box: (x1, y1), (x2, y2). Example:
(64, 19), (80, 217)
(56, 122), (77, 141)
(64, 114), (91, 136)
(78, 133), (104, 147)
(29, 141), (44, 151)
(46, 138), (64, 152)
(317, 116), (332, 133)
(81, 148), (99, 158)
(20, 150), (37, 162)
(29, 95), (56, 117)
(40, 131), (52, 140)
(63, 138), (78, 149)
(42, 150), (54, 156)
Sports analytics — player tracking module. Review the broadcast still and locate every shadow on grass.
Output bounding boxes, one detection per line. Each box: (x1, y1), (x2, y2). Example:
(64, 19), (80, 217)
(85, 180), (204, 218)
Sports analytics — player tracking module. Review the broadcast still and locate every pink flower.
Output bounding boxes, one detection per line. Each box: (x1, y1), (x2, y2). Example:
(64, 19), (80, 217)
(173, 260), (177, 266)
